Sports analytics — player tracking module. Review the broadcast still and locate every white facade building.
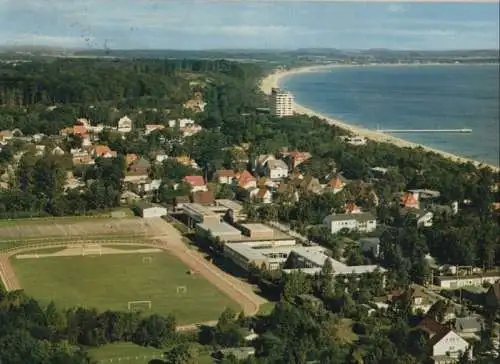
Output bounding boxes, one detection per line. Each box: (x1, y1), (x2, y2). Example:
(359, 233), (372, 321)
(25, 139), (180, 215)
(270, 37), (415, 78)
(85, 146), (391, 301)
(431, 329), (471, 364)
(135, 202), (167, 218)
(323, 213), (377, 234)
(271, 88), (294, 117)
(264, 159), (289, 180)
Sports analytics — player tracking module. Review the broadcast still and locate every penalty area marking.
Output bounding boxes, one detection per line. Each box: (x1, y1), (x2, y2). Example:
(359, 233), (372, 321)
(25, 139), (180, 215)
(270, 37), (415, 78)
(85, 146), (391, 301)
(127, 300), (152, 311)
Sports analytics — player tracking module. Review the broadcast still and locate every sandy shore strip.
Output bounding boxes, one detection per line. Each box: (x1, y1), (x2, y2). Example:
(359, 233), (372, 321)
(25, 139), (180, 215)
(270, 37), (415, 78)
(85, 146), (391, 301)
(260, 65), (499, 171)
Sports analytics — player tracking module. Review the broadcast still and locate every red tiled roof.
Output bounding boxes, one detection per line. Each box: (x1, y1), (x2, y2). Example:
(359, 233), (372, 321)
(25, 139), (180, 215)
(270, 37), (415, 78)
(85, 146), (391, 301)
(401, 192), (418, 206)
(238, 170), (256, 187)
(328, 176), (344, 189)
(93, 145), (115, 157)
(73, 125), (88, 136)
(183, 175), (205, 187)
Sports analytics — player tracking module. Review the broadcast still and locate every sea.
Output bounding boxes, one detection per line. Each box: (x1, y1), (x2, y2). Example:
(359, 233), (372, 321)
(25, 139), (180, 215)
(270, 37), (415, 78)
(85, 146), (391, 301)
(280, 64), (499, 167)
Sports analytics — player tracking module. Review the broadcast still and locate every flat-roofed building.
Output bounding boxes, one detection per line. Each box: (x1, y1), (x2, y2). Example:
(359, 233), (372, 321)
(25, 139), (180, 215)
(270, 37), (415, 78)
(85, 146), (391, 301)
(195, 221), (242, 242)
(223, 239), (386, 277)
(271, 88), (294, 117)
(240, 223), (276, 239)
(435, 273), (500, 289)
(182, 202), (220, 227)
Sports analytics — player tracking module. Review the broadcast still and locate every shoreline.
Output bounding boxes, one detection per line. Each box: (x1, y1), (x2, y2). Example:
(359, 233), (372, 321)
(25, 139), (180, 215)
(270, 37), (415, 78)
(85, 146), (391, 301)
(259, 64), (499, 171)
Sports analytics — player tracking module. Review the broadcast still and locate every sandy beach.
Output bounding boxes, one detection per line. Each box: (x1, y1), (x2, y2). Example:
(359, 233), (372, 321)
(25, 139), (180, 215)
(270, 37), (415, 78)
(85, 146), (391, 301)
(260, 65), (499, 171)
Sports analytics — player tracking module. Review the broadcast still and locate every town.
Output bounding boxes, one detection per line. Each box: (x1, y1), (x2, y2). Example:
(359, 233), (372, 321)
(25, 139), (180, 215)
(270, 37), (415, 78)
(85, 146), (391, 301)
(0, 56), (499, 364)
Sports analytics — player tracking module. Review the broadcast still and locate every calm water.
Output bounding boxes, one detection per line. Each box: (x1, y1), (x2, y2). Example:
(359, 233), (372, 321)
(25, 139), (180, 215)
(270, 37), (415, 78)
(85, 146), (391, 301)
(281, 65), (499, 167)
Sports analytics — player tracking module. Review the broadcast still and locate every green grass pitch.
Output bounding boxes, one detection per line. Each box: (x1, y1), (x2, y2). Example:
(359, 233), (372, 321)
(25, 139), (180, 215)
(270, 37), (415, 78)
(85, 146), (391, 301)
(11, 252), (240, 324)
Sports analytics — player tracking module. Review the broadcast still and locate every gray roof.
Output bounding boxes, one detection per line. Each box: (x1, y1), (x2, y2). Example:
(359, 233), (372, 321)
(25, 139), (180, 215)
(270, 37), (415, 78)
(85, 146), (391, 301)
(454, 316), (484, 332)
(266, 159), (288, 170)
(196, 221), (241, 236)
(131, 157), (151, 168)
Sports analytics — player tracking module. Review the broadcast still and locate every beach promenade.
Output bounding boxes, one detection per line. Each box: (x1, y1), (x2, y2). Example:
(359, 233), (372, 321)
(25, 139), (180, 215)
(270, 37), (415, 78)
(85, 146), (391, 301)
(260, 65), (498, 171)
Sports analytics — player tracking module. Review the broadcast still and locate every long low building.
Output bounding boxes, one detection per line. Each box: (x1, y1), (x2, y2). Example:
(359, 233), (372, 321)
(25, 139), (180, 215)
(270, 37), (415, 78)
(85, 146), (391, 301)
(195, 221), (243, 242)
(224, 239), (386, 277)
(435, 273), (500, 289)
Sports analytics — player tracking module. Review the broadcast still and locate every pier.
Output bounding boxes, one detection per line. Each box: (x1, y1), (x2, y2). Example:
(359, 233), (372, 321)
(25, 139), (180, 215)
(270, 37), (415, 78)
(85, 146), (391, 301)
(377, 128), (472, 134)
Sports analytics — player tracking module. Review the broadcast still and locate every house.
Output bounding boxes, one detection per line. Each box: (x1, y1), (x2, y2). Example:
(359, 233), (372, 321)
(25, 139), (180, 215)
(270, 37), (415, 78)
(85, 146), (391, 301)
(134, 201), (167, 218)
(323, 212), (377, 234)
(91, 145), (117, 158)
(127, 179), (161, 195)
(264, 159), (289, 180)
(428, 328), (472, 364)
(400, 191), (420, 209)
(180, 124), (203, 137)
(254, 154), (275, 173)
(191, 190), (215, 206)
(0, 130), (13, 141)
(418, 317), (448, 338)
(117, 116), (133, 133)
(484, 280), (500, 312)
(214, 347), (255, 361)
(120, 191), (140, 204)
(183, 175), (207, 192)
(453, 316), (484, 339)
(128, 157), (151, 176)
(342, 135), (367, 146)
(397, 286), (435, 314)
(358, 237), (381, 257)
(51, 146), (65, 156)
(285, 151), (312, 170)
(71, 149), (94, 165)
(401, 208), (434, 227)
(298, 176), (322, 194)
(235, 170), (257, 190)
(345, 201), (362, 214)
(175, 155), (199, 169)
(168, 118), (196, 128)
(125, 153), (138, 166)
(325, 175), (346, 194)
(215, 169), (235, 184)
(144, 124), (165, 135)
(155, 154), (169, 164)
(249, 187), (272, 204)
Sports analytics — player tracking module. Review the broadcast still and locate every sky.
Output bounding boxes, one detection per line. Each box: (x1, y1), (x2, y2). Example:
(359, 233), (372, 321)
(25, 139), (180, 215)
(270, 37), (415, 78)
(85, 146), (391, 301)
(0, 0), (498, 50)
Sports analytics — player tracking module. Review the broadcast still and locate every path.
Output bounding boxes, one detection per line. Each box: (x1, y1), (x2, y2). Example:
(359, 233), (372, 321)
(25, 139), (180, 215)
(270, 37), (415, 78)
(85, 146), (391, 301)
(0, 253), (20, 291)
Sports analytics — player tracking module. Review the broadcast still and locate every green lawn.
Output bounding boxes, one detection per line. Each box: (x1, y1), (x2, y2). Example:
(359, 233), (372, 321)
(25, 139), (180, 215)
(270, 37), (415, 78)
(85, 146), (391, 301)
(11, 252), (240, 324)
(88, 342), (214, 364)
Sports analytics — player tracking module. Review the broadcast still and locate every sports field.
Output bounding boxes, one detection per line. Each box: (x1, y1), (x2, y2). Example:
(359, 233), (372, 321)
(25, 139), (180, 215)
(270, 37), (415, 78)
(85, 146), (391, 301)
(11, 251), (240, 324)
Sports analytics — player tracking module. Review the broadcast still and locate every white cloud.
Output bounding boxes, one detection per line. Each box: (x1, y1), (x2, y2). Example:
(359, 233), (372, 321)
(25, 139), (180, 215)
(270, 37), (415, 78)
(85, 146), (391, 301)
(6, 34), (95, 47)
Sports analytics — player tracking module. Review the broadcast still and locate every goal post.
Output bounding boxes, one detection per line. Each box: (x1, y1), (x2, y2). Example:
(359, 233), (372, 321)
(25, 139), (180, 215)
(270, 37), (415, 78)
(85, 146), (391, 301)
(128, 300), (152, 311)
(176, 286), (187, 294)
(142, 256), (153, 264)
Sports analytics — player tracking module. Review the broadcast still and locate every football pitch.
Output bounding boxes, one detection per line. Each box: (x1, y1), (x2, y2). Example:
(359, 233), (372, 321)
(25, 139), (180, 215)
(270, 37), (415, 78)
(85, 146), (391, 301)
(11, 251), (240, 324)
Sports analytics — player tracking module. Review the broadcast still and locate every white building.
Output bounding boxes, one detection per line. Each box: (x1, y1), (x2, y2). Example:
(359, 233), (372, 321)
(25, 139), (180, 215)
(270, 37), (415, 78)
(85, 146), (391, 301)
(430, 329), (471, 364)
(436, 273), (500, 289)
(134, 202), (167, 218)
(117, 116), (133, 133)
(323, 213), (377, 234)
(271, 88), (294, 117)
(264, 159), (289, 180)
